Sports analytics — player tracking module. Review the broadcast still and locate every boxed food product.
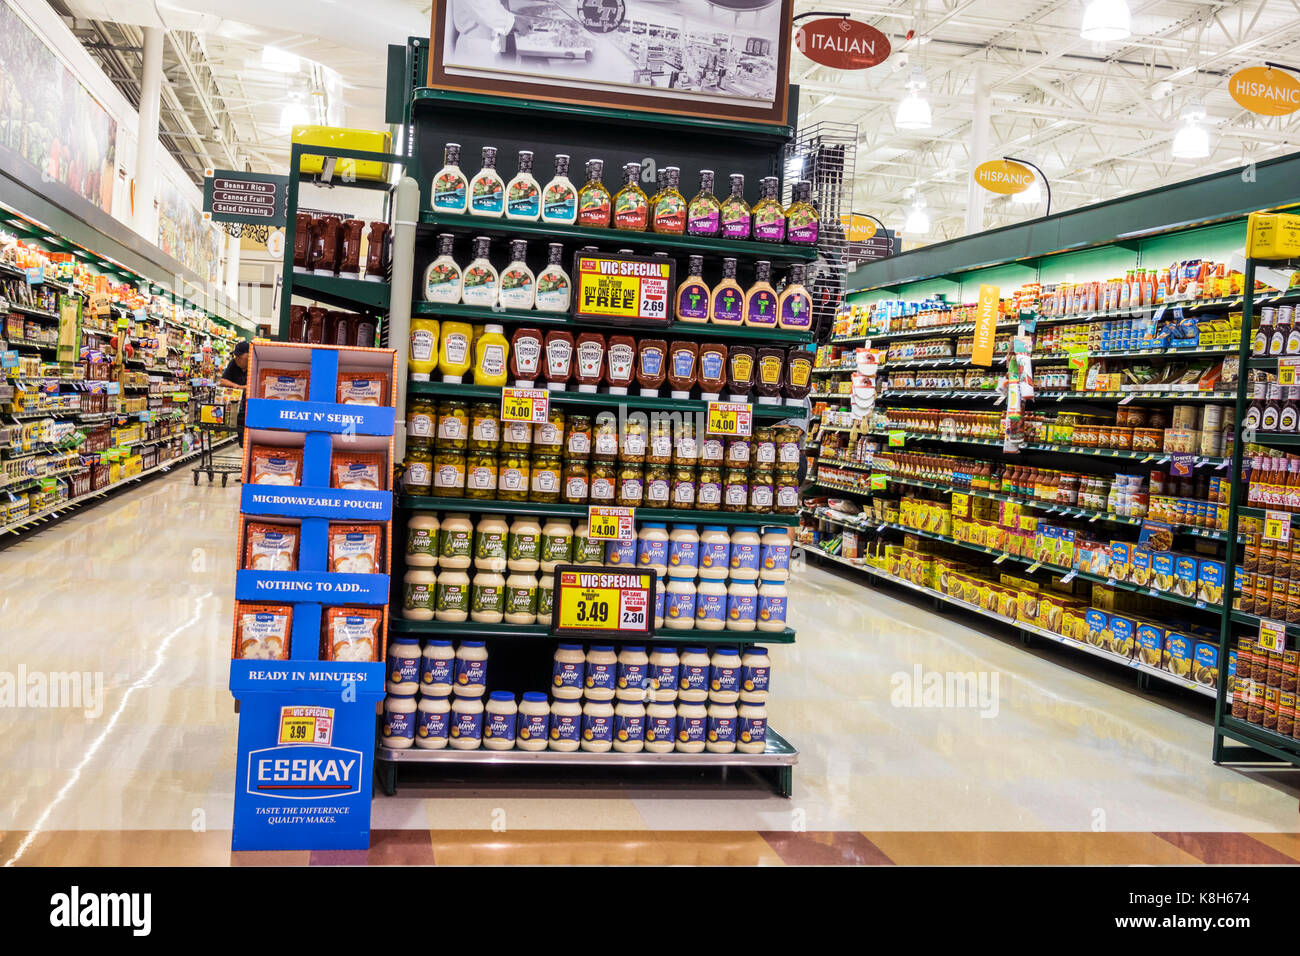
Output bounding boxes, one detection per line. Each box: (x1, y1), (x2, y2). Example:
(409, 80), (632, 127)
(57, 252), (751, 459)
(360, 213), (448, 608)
(1110, 541), (1131, 582)
(1136, 622), (1166, 668)
(1166, 631), (1194, 678)
(233, 602), (292, 659)
(1085, 608), (1109, 649)
(1151, 552), (1175, 592)
(336, 371), (390, 406)
(1109, 614), (1135, 657)
(330, 450), (385, 491)
(322, 606), (381, 661)
(1198, 559), (1224, 605)
(1193, 641), (1219, 688)
(258, 367), (311, 401)
(1129, 547), (1152, 588)
(327, 523), (383, 573)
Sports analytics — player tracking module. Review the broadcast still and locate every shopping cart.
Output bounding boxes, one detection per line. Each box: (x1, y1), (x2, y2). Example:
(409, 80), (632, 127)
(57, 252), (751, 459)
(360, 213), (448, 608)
(191, 387), (243, 487)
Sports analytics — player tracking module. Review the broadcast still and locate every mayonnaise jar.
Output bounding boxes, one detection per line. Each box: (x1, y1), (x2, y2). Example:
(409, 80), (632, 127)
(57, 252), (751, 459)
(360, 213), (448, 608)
(728, 526), (761, 581)
(382, 695), (417, 749)
(737, 700), (767, 753)
(402, 568), (436, 621)
(406, 514), (439, 567)
(757, 579), (788, 632)
(517, 692), (550, 751)
(654, 577), (664, 629)
(549, 699), (582, 751)
(386, 637), (421, 695)
(552, 643), (585, 699)
(664, 578), (696, 629)
(504, 571), (538, 624)
(726, 579), (758, 631)
(678, 647), (710, 702)
(676, 701), (707, 753)
(470, 570), (506, 624)
(572, 521), (605, 565)
(605, 536), (636, 567)
(585, 645), (617, 701)
(540, 519), (573, 573)
(450, 697), (484, 750)
(439, 512), (473, 569)
(699, 525), (731, 580)
(760, 528), (792, 582)
(436, 568), (471, 622)
(483, 691), (518, 751)
(536, 578), (555, 626)
(695, 579), (727, 630)
(616, 645), (650, 701)
(474, 516), (509, 572)
(421, 639), (454, 695)
(581, 700), (615, 752)
(508, 516), (542, 572)
(709, 647), (741, 703)
(706, 701), (738, 754)
(649, 646), (679, 701)
(637, 522), (669, 574)
(454, 640), (488, 696)
(741, 646), (771, 702)
(645, 701), (677, 752)
(416, 695), (450, 749)
(667, 524), (699, 578)
(614, 701), (646, 753)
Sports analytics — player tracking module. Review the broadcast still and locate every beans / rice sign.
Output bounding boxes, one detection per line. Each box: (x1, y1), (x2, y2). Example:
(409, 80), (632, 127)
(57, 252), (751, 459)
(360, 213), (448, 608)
(972, 159), (1035, 196)
(1228, 66), (1300, 117)
(795, 18), (891, 70)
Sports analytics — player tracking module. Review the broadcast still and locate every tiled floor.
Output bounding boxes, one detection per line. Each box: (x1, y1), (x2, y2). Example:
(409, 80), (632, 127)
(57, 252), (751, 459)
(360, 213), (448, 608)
(1, 469), (1298, 865)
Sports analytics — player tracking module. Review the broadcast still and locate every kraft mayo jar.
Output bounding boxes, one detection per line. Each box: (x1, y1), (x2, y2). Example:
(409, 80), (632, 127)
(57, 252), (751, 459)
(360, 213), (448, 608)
(504, 571), (538, 624)
(614, 701), (646, 753)
(474, 516), (509, 572)
(585, 645), (617, 701)
(706, 701), (738, 754)
(581, 700), (614, 752)
(741, 646), (771, 702)
(676, 701), (707, 753)
(645, 701), (677, 752)
(549, 699), (582, 751)
(436, 568), (471, 622)
(760, 528), (792, 581)
(757, 579), (788, 632)
(667, 524), (699, 578)
(552, 643), (585, 700)
(699, 525), (730, 580)
(382, 694), (417, 748)
(709, 647), (741, 703)
(470, 570), (506, 624)
(726, 579), (758, 631)
(484, 691), (518, 750)
(664, 578), (696, 629)
(454, 640), (488, 697)
(386, 637), (421, 695)
(450, 696), (484, 749)
(737, 700), (767, 753)
(421, 639), (454, 695)
(406, 514), (439, 567)
(605, 536), (636, 567)
(402, 568), (436, 621)
(616, 645), (650, 701)
(637, 522), (669, 574)
(536, 578), (555, 626)
(696, 578), (727, 629)
(517, 691), (550, 751)
(508, 517), (542, 573)
(416, 695), (450, 749)
(649, 646), (680, 701)
(540, 519), (573, 573)
(439, 513), (473, 569)
(654, 576), (664, 629)
(729, 526), (761, 581)
(678, 647), (710, 702)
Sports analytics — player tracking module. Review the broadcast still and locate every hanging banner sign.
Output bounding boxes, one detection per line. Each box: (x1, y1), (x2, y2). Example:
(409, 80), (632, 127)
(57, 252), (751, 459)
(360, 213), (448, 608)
(842, 214), (878, 241)
(972, 160), (1035, 196)
(571, 251), (675, 327)
(1228, 66), (1300, 116)
(203, 169), (290, 227)
(795, 17), (891, 70)
(972, 285), (1000, 366)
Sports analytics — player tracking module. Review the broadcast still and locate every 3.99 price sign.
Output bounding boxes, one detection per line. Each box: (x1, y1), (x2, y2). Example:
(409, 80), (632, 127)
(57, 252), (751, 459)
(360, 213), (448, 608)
(571, 251), (675, 327)
(551, 566), (657, 639)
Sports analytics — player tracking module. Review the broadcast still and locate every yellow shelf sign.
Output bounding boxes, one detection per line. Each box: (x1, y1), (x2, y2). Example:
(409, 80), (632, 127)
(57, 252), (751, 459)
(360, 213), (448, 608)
(706, 401), (753, 437)
(1258, 618), (1288, 654)
(278, 705), (334, 746)
(552, 567), (655, 637)
(588, 505), (635, 542)
(1264, 509), (1292, 544)
(500, 387), (549, 425)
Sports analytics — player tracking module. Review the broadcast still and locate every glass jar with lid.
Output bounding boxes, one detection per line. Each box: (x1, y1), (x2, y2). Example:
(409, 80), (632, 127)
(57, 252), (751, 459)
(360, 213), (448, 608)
(699, 430), (725, 466)
(465, 450), (498, 499)
(725, 437), (751, 468)
(469, 401), (500, 452)
(774, 471), (799, 514)
(567, 414), (593, 459)
(563, 458), (590, 504)
(621, 415), (647, 463)
(647, 416), (673, 464)
(533, 406), (565, 454)
(645, 462), (671, 506)
(749, 471), (774, 513)
(408, 399), (436, 443)
(498, 452), (531, 501)
(674, 420), (698, 464)
(774, 425), (802, 473)
(589, 460), (616, 503)
(433, 450), (466, 496)
(404, 441), (433, 495)
(436, 400), (468, 452)
(752, 426), (776, 467)
(617, 462), (644, 507)
(723, 468), (749, 512)
(697, 465), (722, 511)
(500, 417), (532, 455)
(671, 464), (696, 507)
(530, 454), (562, 503)
(592, 415), (619, 461)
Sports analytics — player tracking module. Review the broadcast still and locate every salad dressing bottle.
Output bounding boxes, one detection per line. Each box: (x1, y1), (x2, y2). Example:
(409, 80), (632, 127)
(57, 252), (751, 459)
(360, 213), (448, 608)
(777, 264), (812, 331)
(613, 162), (649, 231)
(541, 154), (578, 224)
(498, 239), (536, 310)
(535, 243), (572, 313)
(461, 236), (499, 307)
(506, 150), (541, 221)
(676, 255), (710, 323)
(431, 143), (468, 214)
(687, 169), (722, 237)
(720, 174), (752, 240)
(422, 233), (462, 304)
(710, 258), (744, 325)
(650, 166), (687, 234)
(577, 159), (611, 228)
(785, 181), (820, 246)
(744, 260), (778, 328)
(469, 146), (505, 217)
(752, 176), (786, 243)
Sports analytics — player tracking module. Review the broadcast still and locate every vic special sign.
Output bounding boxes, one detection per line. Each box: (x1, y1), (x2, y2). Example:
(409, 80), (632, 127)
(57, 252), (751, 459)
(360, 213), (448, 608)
(572, 251), (675, 328)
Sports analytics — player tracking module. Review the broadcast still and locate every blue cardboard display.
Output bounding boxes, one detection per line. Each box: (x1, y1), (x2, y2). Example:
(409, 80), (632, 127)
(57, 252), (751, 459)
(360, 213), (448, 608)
(236, 569), (391, 604)
(245, 397), (396, 436)
(241, 484), (392, 521)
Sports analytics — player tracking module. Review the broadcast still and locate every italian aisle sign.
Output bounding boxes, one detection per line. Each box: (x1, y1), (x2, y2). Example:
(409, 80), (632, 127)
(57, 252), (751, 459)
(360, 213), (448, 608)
(795, 18), (891, 70)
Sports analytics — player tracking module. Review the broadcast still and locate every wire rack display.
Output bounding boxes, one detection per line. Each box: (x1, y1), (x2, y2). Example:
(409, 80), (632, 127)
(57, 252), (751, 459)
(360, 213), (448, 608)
(784, 121), (857, 344)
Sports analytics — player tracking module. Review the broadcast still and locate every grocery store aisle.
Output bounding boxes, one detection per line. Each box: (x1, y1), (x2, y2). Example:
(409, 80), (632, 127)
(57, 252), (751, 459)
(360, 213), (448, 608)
(1, 473), (1298, 865)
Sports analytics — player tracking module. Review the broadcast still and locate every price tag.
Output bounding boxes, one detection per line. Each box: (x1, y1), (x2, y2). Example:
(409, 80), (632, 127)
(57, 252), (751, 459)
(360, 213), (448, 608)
(706, 401), (753, 437)
(501, 387), (549, 425)
(1060, 569), (1078, 584)
(869, 473), (888, 491)
(278, 705), (334, 746)
(24, 266), (43, 285)
(887, 429), (905, 447)
(1279, 358), (1300, 386)
(993, 554), (1008, 565)
(1259, 618), (1288, 654)
(552, 567), (655, 638)
(1264, 510), (1291, 543)
(587, 505), (635, 542)
(1119, 395), (1134, 405)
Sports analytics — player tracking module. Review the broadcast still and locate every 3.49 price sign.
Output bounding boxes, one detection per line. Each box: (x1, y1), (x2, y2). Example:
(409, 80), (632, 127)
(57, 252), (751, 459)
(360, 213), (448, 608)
(551, 566), (657, 639)
(571, 251), (675, 327)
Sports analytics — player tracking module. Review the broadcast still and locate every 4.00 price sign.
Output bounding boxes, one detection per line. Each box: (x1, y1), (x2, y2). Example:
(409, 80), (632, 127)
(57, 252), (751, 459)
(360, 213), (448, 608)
(551, 567), (656, 639)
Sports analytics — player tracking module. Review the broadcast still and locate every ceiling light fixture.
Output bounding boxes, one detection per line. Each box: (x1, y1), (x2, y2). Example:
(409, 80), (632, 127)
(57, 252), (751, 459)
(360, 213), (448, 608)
(261, 46), (301, 73)
(896, 66), (931, 131)
(1080, 0), (1131, 42)
(903, 192), (930, 234)
(278, 103), (309, 135)
(1171, 102), (1210, 159)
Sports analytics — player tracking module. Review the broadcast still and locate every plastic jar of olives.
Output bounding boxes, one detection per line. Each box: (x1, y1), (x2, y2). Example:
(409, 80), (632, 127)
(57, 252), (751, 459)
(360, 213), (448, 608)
(648, 417), (673, 464)
(563, 458), (590, 504)
(530, 454), (562, 503)
(592, 416), (619, 461)
(723, 468), (749, 512)
(752, 426), (776, 467)
(775, 471), (800, 514)
(589, 460), (616, 503)
(408, 399), (436, 443)
(436, 400), (468, 451)
(567, 415), (592, 458)
(617, 463), (644, 507)
(469, 402), (500, 451)
(498, 452), (531, 501)
(533, 406), (565, 454)
(697, 465), (722, 511)
(433, 450), (466, 496)
(404, 441), (433, 495)
(621, 416), (647, 463)
(671, 464), (696, 507)
(645, 462), (671, 506)
(465, 450), (499, 499)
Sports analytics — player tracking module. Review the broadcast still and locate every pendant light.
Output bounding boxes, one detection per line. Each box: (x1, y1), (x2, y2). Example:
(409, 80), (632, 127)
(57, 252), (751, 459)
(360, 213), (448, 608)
(1171, 102), (1210, 159)
(903, 190), (930, 234)
(1080, 0), (1131, 42)
(896, 66), (932, 131)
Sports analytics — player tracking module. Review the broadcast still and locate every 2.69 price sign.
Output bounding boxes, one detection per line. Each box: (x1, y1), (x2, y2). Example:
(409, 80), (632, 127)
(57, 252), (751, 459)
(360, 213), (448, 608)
(571, 251), (675, 327)
(550, 566), (656, 639)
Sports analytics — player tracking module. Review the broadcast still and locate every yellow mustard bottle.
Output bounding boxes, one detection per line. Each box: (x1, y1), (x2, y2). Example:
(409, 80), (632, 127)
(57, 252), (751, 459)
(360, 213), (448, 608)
(439, 320), (473, 383)
(473, 322), (510, 387)
(409, 316), (440, 382)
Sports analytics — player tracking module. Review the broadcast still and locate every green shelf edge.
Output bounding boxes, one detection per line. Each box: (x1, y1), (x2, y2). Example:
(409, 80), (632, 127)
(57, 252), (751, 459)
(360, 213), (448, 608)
(389, 618), (795, 644)
(399, 495), (799, 527)
(1217, 716), (1300, 764)
(418, 212), (818, 264)
(410, 301), (813, 344)
(1245, 431), (1300, 447)
(289, 272), (391, 311)
(407, 380), (806, 419)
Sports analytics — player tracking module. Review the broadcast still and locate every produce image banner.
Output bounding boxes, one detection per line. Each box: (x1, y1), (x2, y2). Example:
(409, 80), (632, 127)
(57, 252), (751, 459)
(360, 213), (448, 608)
(436, 0), (791, 122)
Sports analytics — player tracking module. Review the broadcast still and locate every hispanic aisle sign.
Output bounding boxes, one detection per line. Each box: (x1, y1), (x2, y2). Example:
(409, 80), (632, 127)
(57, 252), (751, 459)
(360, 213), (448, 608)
(1229, 66), (1300, 116)
(572, 252), (675, 326)
(973, 159), (1034, 196)
(972, 285), (1000, 367)
(795, 17), (891, 70)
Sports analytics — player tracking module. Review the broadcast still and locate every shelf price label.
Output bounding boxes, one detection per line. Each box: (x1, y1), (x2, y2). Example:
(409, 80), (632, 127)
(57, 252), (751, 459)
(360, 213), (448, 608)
(887, 429), (905, 447)
(552, 567), (655, 638)
(1264, 510), (1291, 543)
(706, 401), (753, 437)
(277, 706), (334, 746)
(588, 505), (635, 542)
(1259, 618), (1288, 654)
(1280, 357), (1300, 386)
(572, 252), (675, 326)
(500, 387), (549, 424)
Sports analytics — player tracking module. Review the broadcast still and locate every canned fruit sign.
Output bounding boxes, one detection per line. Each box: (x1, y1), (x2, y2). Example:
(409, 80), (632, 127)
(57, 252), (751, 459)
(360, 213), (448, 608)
(972, 160), (1034, 196)
(1229, 66), (1300, 116)
(795, 17), (891, 70)
(572, 251), (675, 326)
(552, 567), (655, 638)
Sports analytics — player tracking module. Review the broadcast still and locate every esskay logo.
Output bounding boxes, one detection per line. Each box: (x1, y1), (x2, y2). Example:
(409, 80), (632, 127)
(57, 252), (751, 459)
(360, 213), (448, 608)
(247, 744), (363, 801)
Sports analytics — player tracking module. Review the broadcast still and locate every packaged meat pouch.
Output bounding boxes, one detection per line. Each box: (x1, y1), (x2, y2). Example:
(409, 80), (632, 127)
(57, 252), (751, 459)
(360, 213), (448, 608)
(257, 367), (311, 401)
(244, 522), (300, 571)
(336, 371), (389, 407)
(331, 450), (385, 491)
(323, 607), (381, 661)
(328, 523), (383, 573)
(233, 603), (293, 659)
(250, 446), (304, 485)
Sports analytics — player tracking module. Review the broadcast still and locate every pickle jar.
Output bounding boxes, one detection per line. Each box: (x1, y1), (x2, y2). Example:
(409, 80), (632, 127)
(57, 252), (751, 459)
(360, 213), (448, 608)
(465, 450), (499, 499)
(697, 464), (723, 511)
(620, 415), (648, 463)
(592, 415), (620, 461)
(752, 426), (776, 468)
(567, 414), (593, 459)
(403, 440), (433, 495)
(436, 400), (468, 452)
(671, 464), (696, 507)
(563, 458), (590, 504)
(644, 462), (672, 506)
(775, 425), (803, 473)
(725, 436), (751, 468)
(501, 417), (532, 455)
(498, 452), (531, 501)
(589, 460), (617, 503)
(530, 453), (563, 503)
(723, 468), (749, 512)
(408, 399), (436, 443)
(647, 417), (673, 464)
(749, 470), (775, 513)
(699, 430), (725, 466)
(775, 471), (800, 514)
(469, 401), (500, 452)
(432, 449), (466, 496)
(674, 420), (698, 464)
(617, 462), (645, 507)
(533, 406), (565, 454)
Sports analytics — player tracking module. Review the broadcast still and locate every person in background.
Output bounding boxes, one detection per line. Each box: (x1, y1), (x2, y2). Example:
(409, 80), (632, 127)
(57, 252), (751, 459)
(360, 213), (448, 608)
(220, 340), (249, 446)
(450, 0), (534, 60)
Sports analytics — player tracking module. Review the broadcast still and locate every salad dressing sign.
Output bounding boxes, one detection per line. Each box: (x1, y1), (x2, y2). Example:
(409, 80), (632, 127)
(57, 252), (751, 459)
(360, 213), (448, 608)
(572, 251), (675, 327)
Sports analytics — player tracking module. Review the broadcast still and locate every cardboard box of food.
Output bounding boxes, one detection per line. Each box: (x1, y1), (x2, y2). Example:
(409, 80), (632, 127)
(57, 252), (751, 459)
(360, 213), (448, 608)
(1173, 554), (1199, 600)
(1085, 608), (1109, 649)
(1151, 552), (1176, 593)
(1198, 559), (1225, 606)
(1129, 547), (1152, 588)
(1136, 622), (1166, 668)
(1109, 614), (1136, 657)
(1165, 631), (1194, 679)
(1193, 641), (1219, 688)
(1110, 541), (1132, 582)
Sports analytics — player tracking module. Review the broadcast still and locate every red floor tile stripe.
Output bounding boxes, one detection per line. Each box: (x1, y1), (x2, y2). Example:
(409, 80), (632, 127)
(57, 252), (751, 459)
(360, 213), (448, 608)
(1154, 832), (1300, 865)
(758, 831), (895, 865)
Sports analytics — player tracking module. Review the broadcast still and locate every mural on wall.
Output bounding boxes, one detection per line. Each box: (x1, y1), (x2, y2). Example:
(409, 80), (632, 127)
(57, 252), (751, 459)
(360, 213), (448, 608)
(157, 172), (222, 284)
(0, 0), (117, 212)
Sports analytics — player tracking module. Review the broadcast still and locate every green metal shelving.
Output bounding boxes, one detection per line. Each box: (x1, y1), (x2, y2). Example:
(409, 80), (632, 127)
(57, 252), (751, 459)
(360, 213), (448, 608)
(401, 494), (798, 527)
(391, 618), (795, 644)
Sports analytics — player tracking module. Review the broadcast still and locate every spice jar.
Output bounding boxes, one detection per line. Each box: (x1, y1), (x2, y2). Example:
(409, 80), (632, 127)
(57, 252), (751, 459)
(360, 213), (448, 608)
(436, 400), (468, 451)
(465, 450), (498, 499)
(672, 464), (696, 506)
(645, 462), (671, 506)
(621, 416), (647, 463)
(533, 406), (565, 454)
(723, 468), (749, 512)
(590, 460), (617, 503)
(567, 414), (592, 459)
(404, 441), (433, 495)
(617, 463), (645, 507)
(469, 402), (500, 451)
(498, 452), (531, 501)
(697, 465), (723, 511)
(433, 450), (466, 496)
(592, 415), (619, 461)
(563, 458), (590, 504)
(530, 454), (562, 503)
